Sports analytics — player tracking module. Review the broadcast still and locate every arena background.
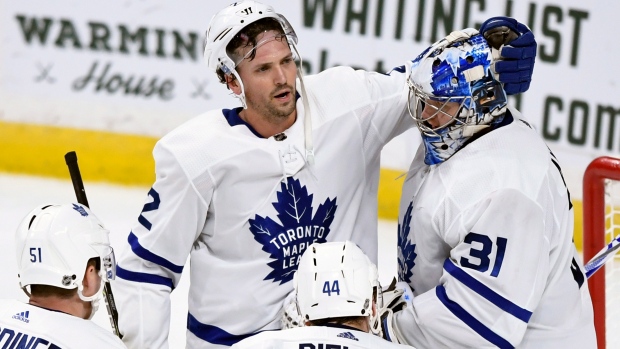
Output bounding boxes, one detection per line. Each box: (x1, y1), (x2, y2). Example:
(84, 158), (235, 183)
(0, 0), (615, 344)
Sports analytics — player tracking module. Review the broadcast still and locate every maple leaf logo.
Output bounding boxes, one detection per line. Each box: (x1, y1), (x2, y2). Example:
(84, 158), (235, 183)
(249, 178), (337, 284)
(398, 201), (417, 285)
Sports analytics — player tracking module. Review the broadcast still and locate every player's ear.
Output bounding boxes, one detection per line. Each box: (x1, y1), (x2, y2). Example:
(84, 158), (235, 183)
(226, 74), (242, 95)
(81, 261), (99, 297)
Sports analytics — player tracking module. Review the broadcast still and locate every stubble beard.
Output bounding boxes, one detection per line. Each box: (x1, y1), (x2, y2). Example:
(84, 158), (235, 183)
(247, 86), (296, 125)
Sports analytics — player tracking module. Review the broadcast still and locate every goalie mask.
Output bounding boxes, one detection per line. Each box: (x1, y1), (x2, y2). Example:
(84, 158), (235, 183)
(15, 203), (116, 317)
(294, 241), (382, 334)
(203, 0), (300, 109)
(407, 29), (508, 165)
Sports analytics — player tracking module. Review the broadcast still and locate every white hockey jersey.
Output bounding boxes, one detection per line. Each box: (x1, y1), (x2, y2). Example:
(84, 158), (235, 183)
(0, 299), (126, 349)
(230, 325), (414, 349)
(114, 65), (414, 348)
(394, 109), (597, 348)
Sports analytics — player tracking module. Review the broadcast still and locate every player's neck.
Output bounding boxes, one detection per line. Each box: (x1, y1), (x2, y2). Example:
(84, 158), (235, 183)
(308, 318), (369, 333)
(29, 295), (90, 319)
(344, 319), (369, 333)
(239, 108), (296, 138)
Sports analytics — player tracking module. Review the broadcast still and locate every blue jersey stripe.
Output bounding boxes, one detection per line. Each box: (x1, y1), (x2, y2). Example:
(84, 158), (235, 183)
(444, 259), (532, 322)
(116, 265), (174, 289)
(187, 313), (263, 346)
(128, 232), (184, 274)
(436, 285), (514, 349)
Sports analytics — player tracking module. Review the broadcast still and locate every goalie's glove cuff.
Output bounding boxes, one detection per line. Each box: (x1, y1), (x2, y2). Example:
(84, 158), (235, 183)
(480, 16), (537, 95)
(381, 307), (401, 344)
(377, 278), (414, 343)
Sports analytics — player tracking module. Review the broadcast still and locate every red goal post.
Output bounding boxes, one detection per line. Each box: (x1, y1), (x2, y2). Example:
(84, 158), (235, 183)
(583, 156), (620, 349)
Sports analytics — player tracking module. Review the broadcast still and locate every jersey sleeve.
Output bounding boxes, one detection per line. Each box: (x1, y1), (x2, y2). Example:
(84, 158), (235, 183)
(353, 65), (415, 152)
(394, 188), (550, 348)
(114, 139), (212, 349)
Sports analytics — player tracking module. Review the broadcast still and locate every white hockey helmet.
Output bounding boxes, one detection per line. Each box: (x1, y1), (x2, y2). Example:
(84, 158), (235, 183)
(203, 0), (299, 108)
(15, 203), (115, 304)
(294, 241), (381, 327)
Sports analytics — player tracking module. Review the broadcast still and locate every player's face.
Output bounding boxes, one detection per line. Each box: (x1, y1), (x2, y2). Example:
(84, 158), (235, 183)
(422, 99), (461, 129)
(235, 31), (297, 123)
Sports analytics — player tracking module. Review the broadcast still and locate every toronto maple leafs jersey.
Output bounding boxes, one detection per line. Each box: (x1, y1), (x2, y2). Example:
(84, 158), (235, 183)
(230, 325), (415, 349)
(394, 108), (596, 348)
(0, 299), (126, 349)
(114, 65), (414, 348)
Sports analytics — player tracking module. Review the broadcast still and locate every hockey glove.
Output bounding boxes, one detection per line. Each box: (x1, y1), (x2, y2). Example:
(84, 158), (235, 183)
(377, 278), (414, 344)
(280, 292), (305, 329)
(480, 16), (537, 95)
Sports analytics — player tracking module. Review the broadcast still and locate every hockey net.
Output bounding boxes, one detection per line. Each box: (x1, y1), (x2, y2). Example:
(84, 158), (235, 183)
(583, 156), (620, 349)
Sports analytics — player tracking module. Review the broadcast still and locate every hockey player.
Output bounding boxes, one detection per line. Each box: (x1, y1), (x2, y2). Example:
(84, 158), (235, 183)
(112, 1), (538, 348)
(0, 203), (126, 349)
(386, 28), (597, 348)
(231, 241), (414, 349)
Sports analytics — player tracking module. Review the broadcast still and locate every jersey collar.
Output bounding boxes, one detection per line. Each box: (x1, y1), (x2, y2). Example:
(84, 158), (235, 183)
(221, 92), (301, 139)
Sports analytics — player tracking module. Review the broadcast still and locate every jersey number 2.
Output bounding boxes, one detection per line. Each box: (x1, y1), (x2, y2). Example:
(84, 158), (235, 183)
(460, 232), (507, 277)
(138, 188), (161, 231)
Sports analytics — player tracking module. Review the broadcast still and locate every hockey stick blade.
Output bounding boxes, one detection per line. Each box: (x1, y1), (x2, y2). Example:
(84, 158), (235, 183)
(64, 151), (123, 339)
(584, 233), (620, 279)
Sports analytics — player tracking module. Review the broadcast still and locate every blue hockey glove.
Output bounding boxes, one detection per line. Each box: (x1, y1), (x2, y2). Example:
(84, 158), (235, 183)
(480, 16), (537, 95)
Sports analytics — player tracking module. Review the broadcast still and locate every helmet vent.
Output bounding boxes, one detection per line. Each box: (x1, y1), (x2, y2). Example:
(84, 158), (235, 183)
(28, 215), (37, 229)
(214, 28), (233, 42)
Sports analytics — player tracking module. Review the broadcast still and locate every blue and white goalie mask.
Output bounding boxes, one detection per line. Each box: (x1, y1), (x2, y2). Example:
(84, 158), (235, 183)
(407, 29), (508, 165)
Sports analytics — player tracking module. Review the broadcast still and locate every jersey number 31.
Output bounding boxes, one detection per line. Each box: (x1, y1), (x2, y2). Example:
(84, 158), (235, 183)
(461, 232), (507, 277)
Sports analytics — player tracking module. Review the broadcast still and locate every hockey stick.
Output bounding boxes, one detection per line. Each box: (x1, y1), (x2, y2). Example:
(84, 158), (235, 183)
(64, 151), (123, 339)
(584, 232), (620, 279)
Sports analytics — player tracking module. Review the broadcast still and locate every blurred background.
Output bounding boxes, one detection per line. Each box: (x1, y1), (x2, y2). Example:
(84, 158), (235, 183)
(0, 0), (615, 345)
